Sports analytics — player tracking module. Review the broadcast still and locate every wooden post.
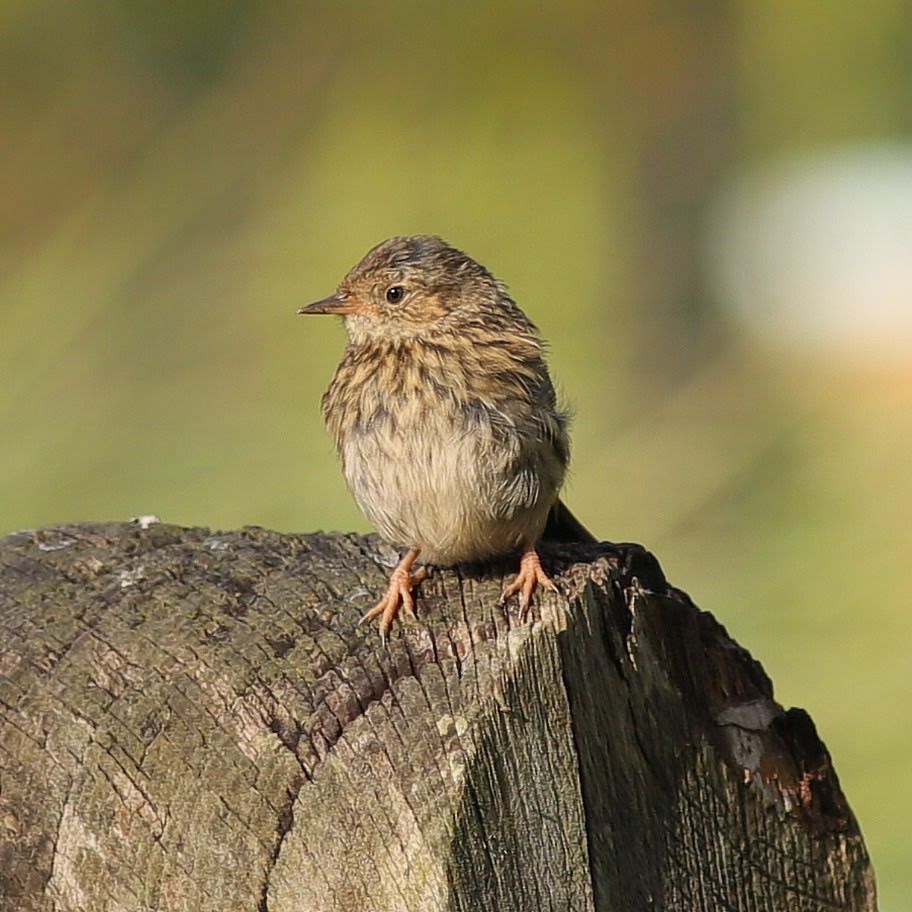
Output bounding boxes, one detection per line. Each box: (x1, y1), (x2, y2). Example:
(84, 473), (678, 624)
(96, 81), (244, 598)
(0, 522), (876, 911)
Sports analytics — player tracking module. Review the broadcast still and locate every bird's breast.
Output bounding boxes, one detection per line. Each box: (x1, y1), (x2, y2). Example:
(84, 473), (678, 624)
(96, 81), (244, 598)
(338, 397), (563, 564)
(321, 338), (568, 564)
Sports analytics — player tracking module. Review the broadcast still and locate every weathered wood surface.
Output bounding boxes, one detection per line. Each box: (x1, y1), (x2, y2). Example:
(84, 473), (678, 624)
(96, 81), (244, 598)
(0, 521), (876, 911)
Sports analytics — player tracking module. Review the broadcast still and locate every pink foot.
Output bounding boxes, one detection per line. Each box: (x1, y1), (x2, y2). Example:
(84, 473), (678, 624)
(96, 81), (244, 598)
(501, 547), (557, 619)
(361, 548), (428, 641)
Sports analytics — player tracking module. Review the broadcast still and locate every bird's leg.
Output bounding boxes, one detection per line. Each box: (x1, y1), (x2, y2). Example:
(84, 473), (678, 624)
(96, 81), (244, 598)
(501, 545), (557, 619)
(360, 548), (428, 641)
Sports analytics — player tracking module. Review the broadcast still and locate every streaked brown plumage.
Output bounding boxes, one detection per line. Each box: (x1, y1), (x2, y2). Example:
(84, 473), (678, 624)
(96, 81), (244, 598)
(299, 235), (593, 638)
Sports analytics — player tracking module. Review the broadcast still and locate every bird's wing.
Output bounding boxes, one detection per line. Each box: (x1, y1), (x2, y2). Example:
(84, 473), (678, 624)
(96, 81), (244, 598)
(542, 497), (597, 544)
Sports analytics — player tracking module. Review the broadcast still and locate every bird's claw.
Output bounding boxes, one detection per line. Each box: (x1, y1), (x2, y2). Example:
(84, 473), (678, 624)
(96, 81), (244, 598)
(361, 559), (428, 641)
(501, 548), (556, 620)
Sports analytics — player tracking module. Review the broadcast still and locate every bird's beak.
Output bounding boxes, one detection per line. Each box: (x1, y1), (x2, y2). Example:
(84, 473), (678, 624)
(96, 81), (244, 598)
(297, 293), (361, 316)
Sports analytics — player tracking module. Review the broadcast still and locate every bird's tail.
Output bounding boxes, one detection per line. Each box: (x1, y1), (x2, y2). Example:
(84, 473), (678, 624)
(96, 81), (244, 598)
(542, 498), (597, 544)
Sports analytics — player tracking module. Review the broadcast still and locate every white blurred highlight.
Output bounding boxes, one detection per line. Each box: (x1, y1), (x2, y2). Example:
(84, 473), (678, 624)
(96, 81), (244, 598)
(706, 144), (912, 361)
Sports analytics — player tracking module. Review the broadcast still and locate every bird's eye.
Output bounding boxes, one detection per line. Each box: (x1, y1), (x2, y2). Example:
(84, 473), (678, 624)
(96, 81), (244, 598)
(385, 285), (405, 303)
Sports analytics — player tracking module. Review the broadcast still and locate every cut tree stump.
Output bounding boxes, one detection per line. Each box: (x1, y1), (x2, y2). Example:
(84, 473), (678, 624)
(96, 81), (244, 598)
(0, 522), (876, 911)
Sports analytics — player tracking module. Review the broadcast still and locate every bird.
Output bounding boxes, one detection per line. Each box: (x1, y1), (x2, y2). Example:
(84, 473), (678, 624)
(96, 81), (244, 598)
(298, 235), (595, 639)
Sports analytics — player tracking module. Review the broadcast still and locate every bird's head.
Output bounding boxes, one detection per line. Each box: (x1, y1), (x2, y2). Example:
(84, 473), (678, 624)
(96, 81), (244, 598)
(298, 235), (517, 343)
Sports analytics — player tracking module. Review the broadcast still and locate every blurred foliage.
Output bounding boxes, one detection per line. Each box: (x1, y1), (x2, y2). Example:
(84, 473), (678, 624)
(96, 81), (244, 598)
(1, 1), (910, 907)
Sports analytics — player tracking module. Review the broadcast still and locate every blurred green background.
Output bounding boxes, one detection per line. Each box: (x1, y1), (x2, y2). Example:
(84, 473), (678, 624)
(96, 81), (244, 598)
(2, 1), (910, 905)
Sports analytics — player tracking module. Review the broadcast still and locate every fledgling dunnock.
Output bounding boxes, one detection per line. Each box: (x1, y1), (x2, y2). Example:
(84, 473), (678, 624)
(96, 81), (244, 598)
(299, 235), (593, 639)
